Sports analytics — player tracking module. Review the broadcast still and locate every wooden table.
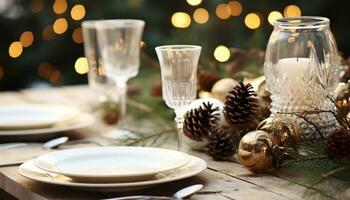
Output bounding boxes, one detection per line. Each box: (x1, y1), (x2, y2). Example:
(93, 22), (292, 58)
(0, 85), (310, 200)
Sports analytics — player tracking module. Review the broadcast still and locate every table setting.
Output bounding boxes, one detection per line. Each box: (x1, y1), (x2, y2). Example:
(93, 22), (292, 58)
(0, 4), (350, 200)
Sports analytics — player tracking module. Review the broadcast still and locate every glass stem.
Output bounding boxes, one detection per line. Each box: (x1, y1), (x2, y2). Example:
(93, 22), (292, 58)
(174, 109), (185, 151)
(116, 80), (127, 128)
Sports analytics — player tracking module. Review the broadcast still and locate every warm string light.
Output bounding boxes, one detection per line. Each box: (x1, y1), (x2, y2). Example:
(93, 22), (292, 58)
(284, 5), (301, 17)
(38, 62), (54, 79)
(72, 28), (83, 44)
(244, 13), (261, 29)
(71, 4), (86, 21)
(227, 1), (242, 17)
(42, 25), (55, 40)
(53, 0), (68, 14)
(0, 66), (4, 80)
(171, 12), (191, 28)
(20, 31), (34, 47)
(8, 42), (23, 58)
(268, 11), (283, 25)
(30, 0), (43, 13)
(37, 62), (61, 83)
(74, 57), (89, 74)
(193, 8), (209, 24)
(214, 45), (230, 62)
(53, 18), (68, 34)
(49, 70), (61, 84)
(186, 0), (202, 6)
(216, 4), (231, 20)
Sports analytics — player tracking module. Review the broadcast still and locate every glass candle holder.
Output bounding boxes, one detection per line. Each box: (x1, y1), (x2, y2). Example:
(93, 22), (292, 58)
(264, 17), (340, 138)
(155, 45), (201, 150)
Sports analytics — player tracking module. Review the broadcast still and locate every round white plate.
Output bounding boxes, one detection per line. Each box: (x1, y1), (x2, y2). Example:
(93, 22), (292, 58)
(34, 147), (191, 182)
(0, 104), (79, 130)
(19, 156), (206, 192)
(0, 113), (94, 137)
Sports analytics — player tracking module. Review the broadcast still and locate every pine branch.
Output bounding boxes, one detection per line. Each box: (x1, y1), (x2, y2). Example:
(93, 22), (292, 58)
(111, 128), (176, 147)
(310, 167), (348, 187)
(279, 111), (325, 139)
(281, 141), (350, 199)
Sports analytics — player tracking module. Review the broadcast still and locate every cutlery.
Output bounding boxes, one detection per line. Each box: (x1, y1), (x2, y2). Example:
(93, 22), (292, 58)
(104, 184), (203, 200)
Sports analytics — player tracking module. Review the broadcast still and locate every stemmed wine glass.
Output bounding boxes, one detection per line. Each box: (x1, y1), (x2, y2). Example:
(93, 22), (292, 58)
(155, 45), (201, 150)
(82, 20), (117, 103)
(95, 19), (145, 134)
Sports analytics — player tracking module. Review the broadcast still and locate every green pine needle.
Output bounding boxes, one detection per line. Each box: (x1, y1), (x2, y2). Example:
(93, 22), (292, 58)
(281, 140), (350, 199)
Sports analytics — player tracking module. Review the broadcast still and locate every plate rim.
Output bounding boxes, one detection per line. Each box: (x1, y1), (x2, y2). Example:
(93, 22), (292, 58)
(0, 113), (94, 136)
(33, 146), (191, 179)
(19, 156), (207, 188)
(0, 104), (80, 129)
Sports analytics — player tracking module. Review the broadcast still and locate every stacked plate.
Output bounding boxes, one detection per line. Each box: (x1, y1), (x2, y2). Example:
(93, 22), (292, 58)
(19, 147), (207, 192)
(0, 104), (94, 138)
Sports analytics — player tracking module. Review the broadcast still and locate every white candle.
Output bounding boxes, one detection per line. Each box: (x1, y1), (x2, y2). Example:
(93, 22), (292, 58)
(277, 57), (310, 96)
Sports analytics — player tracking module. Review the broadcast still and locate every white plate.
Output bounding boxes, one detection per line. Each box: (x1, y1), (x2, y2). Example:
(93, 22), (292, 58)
(19, 156), (206, 192)
(0, 104), (79, 130)
(34, 147), (191, 182)
(0, 113), (94, 137)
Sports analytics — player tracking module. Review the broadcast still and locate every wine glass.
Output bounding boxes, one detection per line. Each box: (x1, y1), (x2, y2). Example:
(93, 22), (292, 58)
(155, 45), (201, 150)
(95, 19), (145, 133)
(82, 20), (117, 103)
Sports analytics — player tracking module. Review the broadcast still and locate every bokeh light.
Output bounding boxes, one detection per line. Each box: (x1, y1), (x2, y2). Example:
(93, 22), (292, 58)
(20, 31), (34, 47)
(186, 0), (202, 6)
(74, 57), (89, 74)
(8, 41), (23, 58)
(38, 62), (54, 79)
(53, 0), (67, 14)
(193, 8), (209, 24)
(214, 45), (230, 62)
(228, 1), (242, 17)
(72, 28), (83, 44)
(30, 0), (43, 13)
(42, 25), (55, 40)
(0, 66), (4, 80)
(216, 4), (231, 20)
(268, 11), (283, 25)
(171, 12), (191, 28)
(244, 13), (261, 29)
(284, 5), (301, 17)
(71, 4), (86, 21)
(53, 18), (68, 34)
(49, 70), (61, 84)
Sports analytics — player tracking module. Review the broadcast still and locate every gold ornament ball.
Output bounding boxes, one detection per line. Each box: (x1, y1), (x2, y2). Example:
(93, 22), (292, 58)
(257, 116), (301, 148)
(211, 78), (239, 102)
(198, 90), (214, 99)
(238, 130), (275, 173)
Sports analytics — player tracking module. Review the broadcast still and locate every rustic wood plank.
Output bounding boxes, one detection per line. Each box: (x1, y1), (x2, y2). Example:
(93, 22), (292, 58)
(189, 150), (307, 199)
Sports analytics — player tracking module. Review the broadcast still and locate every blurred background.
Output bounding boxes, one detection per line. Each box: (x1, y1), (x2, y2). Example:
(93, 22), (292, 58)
(0, 0), (349, 91)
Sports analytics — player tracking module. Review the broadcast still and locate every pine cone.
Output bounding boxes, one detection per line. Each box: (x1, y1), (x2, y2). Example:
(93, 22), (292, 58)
(206, 128), (236, 161)
(197, 70), (220, 91)
(326, 128), (350, 159)
(183, 102), (220, 141)
(224, 82), (259, 129)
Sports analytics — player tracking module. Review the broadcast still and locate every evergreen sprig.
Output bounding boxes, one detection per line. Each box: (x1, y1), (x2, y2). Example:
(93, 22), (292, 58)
(282, 140), (350, 199)
(111, 128), (177, 147)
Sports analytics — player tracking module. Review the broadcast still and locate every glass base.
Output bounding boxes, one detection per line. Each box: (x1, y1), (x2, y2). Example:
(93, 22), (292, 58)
(270, 94), (339, 139)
